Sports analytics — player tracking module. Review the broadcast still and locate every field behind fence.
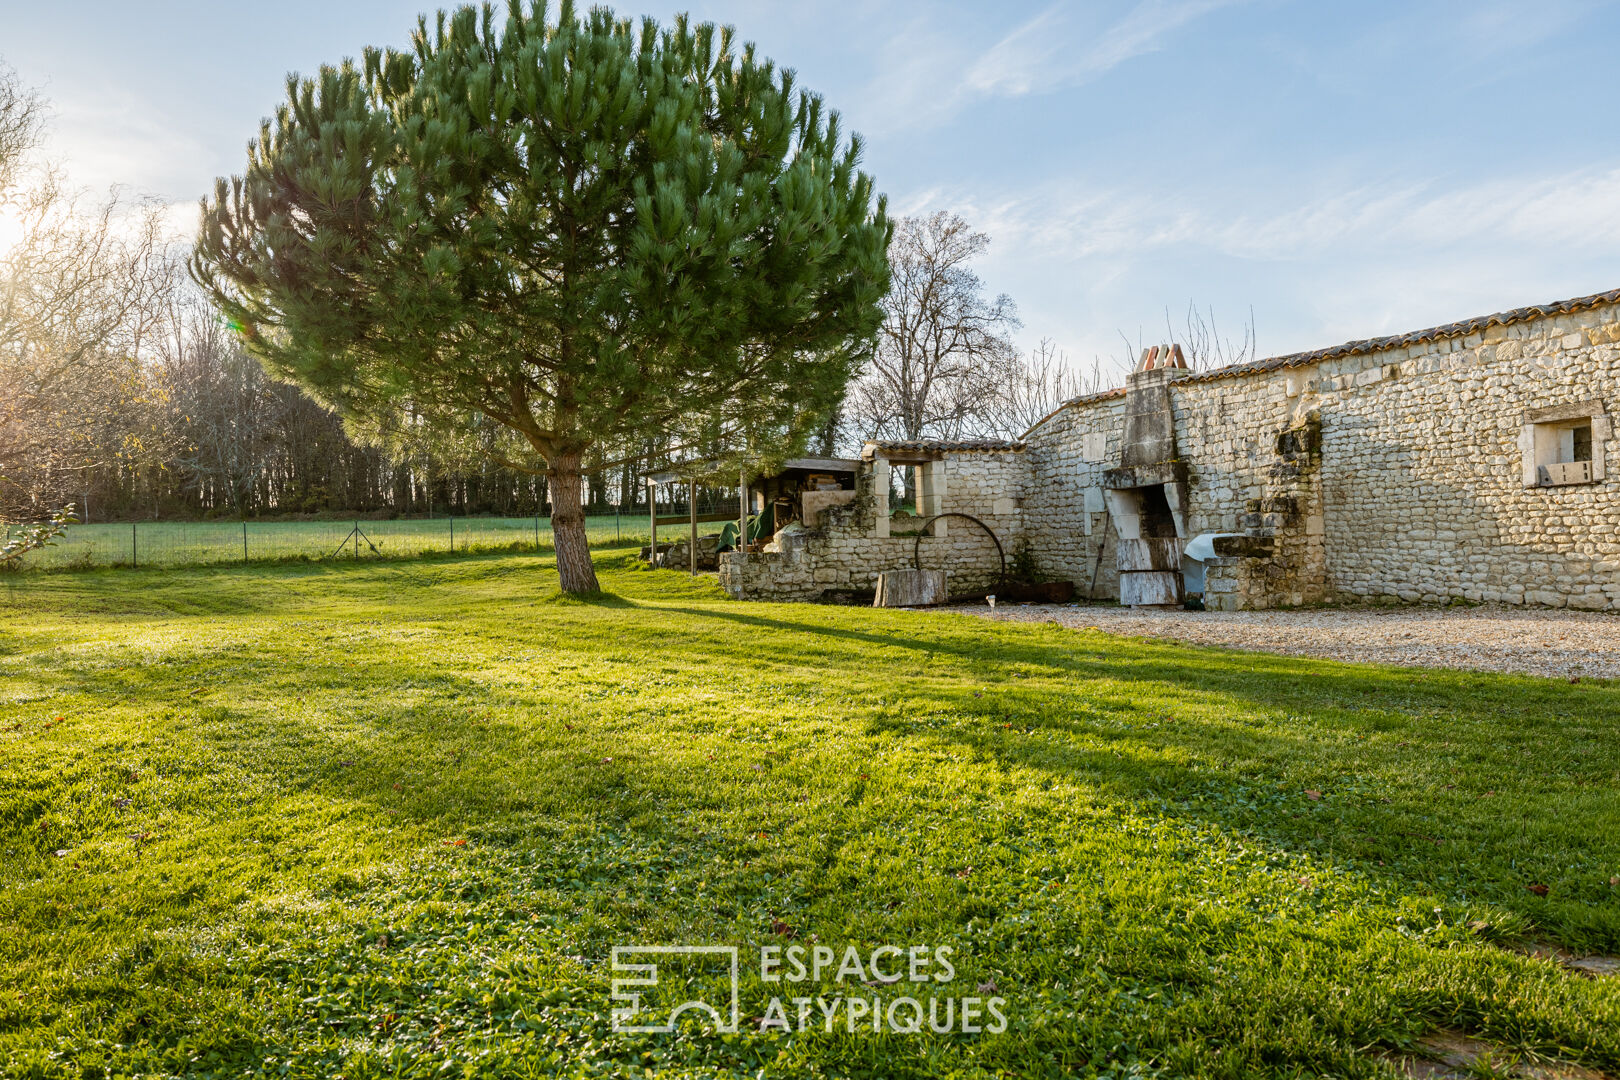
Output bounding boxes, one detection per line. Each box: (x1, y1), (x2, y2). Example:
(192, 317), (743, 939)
(11, 514), (654, 571)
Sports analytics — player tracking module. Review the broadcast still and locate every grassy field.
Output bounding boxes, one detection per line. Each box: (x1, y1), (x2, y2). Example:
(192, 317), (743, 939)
(12, 515), (648, 571)
(1, 547), (1617, 1079)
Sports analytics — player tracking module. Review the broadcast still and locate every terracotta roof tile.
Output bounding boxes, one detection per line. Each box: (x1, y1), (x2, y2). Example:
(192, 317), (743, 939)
(866, 439), (1026, 452)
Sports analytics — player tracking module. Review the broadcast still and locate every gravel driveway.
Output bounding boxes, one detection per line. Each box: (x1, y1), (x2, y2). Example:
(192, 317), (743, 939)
(951, 602), (1620, 680)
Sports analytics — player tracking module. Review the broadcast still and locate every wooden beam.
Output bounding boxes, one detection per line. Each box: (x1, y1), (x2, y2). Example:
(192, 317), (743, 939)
(653, 512), (736, 527)
(873, 450), (942, 465)
(689, 479), (698, 576)
(648, 479), (657, 564)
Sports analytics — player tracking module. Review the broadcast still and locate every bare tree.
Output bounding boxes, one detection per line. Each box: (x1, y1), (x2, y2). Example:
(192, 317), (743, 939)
(0, 62), (44, 196)
(987, 338), (1109, 436)
(1168, 301), (1258, 371)
(0, 67), (179, 522)
(847, 212), (1021, 442)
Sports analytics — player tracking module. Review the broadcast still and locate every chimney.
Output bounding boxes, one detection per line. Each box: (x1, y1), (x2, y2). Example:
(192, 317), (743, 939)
(1137, 343), (1187, 372)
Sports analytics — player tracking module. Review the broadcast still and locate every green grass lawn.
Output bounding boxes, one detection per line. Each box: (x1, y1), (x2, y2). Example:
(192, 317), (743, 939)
(14, 515), (647, 571)
(1, 547), (1616, 1079)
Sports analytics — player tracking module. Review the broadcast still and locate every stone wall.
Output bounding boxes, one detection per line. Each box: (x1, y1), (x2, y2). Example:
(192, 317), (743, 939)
(721, 293), (1618, 611)
(1306, 305), (1618, 609)
(1021, 393), (1126, 598)
(1025, 296), (1620, 611)
(719, 449), (1026, 602)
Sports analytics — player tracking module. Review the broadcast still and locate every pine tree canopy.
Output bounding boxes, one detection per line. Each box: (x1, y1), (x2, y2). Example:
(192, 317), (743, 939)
(191, 0), (892, 591)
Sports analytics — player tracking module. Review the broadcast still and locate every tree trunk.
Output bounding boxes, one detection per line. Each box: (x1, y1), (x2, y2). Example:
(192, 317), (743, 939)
(548, 451), (600, 593)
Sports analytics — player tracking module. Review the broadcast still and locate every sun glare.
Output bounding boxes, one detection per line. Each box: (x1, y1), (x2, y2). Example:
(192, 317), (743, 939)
(0, 204), (22, 260)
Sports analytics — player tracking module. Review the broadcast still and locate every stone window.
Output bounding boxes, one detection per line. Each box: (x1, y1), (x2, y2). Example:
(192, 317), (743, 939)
(1519, 400), (1609, 488)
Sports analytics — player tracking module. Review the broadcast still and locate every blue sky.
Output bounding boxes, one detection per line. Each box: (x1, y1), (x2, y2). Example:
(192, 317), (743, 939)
(5, 0), (1620, 375)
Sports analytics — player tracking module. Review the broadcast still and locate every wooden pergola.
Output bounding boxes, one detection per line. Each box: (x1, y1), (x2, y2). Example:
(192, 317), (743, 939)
(646, 466), (748, 576)
(646, 455), (860, 574)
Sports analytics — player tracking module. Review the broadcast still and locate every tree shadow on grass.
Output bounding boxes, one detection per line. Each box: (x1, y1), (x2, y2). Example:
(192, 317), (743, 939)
(14, 585), (1619, 953)
(641, 602), (1620, 948)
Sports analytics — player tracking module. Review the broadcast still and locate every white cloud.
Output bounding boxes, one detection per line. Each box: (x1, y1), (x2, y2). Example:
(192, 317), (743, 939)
(44, 92), (217, 202)
(945, 165), (1620, 264)
(1075, 0), (1246, 83)
(963, 6), (1068, 97)
(899, 162), (1620, 373)
(858, 0), (1247, 136)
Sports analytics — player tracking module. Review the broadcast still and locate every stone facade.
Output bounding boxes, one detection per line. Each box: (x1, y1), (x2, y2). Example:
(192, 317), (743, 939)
(724, 289), (1620, 611)
(1028, 291), (1620, 611)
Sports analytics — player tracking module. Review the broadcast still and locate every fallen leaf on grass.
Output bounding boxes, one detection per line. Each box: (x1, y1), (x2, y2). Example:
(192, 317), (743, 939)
(770, 920), (796, 938)
(1527, 883), (1550, 897)
(1304, 789), (1322, 801)
(51, 849), (70, 858)
(442, 839), (467, 847)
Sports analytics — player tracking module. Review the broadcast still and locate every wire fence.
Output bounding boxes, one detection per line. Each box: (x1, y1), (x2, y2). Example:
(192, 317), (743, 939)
(9, 513), (658, 572)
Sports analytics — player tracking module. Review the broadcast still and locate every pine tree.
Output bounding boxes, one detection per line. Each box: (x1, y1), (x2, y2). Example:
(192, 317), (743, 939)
(192, 0), (890, 591)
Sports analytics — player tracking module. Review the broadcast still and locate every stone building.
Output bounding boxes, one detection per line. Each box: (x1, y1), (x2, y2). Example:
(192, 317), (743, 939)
(720, 288), (1619, 611)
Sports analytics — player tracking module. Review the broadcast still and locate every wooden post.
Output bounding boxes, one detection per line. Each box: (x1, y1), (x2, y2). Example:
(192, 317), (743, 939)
(648, 480), (657, 564)
(739, 469), (748, 555)
(688, 479), (698, 575)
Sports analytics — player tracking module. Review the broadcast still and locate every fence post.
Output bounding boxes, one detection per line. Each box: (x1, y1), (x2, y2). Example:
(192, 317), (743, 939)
(131, 522), (137, 570)
(354, 519), (359, 561)
(243, 520), (248, 564)
(534, 514), (540, 552)
(616, 508), (620, 540)
(450, 516), (455, 554)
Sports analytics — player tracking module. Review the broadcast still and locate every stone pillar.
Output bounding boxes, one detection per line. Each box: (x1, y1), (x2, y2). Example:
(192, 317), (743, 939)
(872, 457), (891, 538)
(920, 459), (946, 537)
(935, 459), (948, 520)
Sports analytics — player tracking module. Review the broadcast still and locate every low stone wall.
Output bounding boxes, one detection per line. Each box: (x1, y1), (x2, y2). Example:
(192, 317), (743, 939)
(719, 521), (1012, 601)
(719, 455), (1022, 602)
